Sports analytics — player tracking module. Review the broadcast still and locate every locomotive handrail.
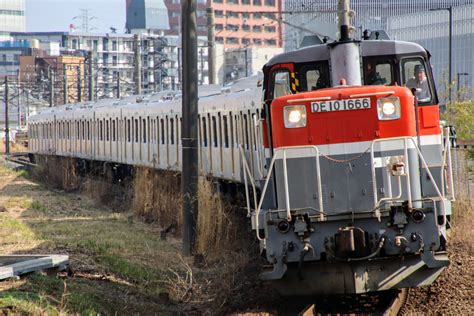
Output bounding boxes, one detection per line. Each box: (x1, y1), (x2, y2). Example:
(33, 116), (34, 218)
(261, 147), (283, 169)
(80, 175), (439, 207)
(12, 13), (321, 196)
(240, 145), (325, 241)
(256, 146), (325, 240)
(253, 115), (265, 179)
(370, 136), (447, 226)
(441, 127), (455, 201)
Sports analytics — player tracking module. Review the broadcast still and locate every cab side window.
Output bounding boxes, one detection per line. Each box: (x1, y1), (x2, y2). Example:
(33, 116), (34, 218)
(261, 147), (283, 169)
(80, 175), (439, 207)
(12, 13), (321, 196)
(363, 59), (394, 86)
(402, 59), (432, 104)
(272, 70), (292, 99)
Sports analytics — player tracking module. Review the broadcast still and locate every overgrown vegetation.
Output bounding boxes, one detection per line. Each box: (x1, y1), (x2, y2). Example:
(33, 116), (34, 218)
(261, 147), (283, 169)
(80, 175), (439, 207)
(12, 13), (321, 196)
(0, 163), (182, 314)
(0, 158), (261, 314)
(442, 99), (474, 140)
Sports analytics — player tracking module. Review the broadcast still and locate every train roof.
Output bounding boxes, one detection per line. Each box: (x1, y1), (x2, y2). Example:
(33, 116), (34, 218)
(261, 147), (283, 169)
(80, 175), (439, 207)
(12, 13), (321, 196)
(265, 40), (428, 68)
(29, 75), (263, 121)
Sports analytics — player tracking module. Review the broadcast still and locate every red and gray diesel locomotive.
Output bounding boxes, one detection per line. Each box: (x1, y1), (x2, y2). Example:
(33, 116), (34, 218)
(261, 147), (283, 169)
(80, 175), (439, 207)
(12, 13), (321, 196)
(28, 5), (454, 296)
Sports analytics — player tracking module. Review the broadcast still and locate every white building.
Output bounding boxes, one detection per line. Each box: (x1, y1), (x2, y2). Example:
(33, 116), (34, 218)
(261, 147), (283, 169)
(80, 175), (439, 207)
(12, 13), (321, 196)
(0, 0), (25, 41)
(11, 31), (212, 97)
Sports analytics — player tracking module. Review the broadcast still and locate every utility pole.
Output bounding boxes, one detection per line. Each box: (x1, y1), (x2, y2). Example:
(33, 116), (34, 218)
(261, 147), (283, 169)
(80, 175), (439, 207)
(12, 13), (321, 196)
(448, 6), (453, 104)
(88, 51), (94, 101)
(134, 34), (142, 95)
(49, 67), (55, 107)
(4, 76), (9, 155)
(431, 6), (453, 103)
(207, 7), (216, 84)
(63, 64), (68, 104)
(181, 0), (198, 256)
(244, 48), (249, 77)
(77, 65), (82, 102)
(117, 72), (121, 98)
(199, 48), (204, 85)
(177, 47), (181, 90)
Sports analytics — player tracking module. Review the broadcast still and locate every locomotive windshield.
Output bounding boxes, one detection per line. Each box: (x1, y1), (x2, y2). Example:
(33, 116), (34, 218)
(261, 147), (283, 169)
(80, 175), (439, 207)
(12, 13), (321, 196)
(363, 58), (394, 85)
(402, 58), (432, 103)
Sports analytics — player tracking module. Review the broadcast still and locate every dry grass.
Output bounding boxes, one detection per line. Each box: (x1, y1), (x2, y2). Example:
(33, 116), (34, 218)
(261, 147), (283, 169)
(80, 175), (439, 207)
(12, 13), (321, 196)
(33, 155), (81, 191)
(20, 155), (261, 314)
(451, 150), (474, 252)
(0, 142), (27, 154)
(0, 160), (183, 314)
(131, 167), (181, 229)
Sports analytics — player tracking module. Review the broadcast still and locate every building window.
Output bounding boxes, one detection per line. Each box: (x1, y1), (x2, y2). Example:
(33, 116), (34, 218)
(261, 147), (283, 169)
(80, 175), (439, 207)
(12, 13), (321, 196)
(242, 24), (250, 32)
(264, 12), (276, 19)
(112, 41), (117, 51)
(93, 40), (98, 51)
(264, 26), (276, 33)
(242, 0), (250, 4)
(226, 24), (239, 31)
(252, 25), (262, 32)
(214, 0), (223, 3)
(253, 0), (262, 5)
(216, 37), (224, 44)
(228, 11), (239, 18)
(264, 0), (275, 5)
(112, 56), (117, 66)
(72, 39), (77, 49)
(265, 39), (277, 46)
(226, 37), (239, 44)
(215, 10), (224, 18)
(242, 38), (251, 45)
(215, 24), (223, 31)
(242, 12), (250, 18)
(227, 0), (239, 3)
(253, 12), (262, 19)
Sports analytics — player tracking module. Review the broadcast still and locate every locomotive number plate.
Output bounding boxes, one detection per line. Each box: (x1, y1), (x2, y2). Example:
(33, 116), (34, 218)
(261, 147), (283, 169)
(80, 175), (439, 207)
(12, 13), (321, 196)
(311, 98), (371, 113)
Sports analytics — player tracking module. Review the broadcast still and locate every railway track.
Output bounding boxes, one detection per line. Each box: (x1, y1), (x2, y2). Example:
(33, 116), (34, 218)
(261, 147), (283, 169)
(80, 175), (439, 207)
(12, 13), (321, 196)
(297, 289), (409, 316)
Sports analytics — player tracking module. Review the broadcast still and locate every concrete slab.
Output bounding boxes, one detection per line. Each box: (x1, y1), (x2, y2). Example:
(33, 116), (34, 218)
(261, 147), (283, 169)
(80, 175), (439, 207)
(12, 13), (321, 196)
(0, 255), (69, 280)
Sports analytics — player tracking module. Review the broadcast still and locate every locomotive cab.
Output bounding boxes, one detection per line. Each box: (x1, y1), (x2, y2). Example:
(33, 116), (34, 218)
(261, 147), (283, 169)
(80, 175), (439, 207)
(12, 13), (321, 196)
(245, 26), (454, 295)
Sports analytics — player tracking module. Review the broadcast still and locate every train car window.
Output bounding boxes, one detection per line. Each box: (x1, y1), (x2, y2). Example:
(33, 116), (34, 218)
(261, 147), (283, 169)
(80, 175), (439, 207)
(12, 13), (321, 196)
(272, 70), (292, 98)
(301, 64), (330, 91)
(243, 114), (249, 150)
(402, 58), (432, 104)
(212, 116), (217, 147)
(165, 116), (169, 145)
(179, 117), (182, 145)
(106, 120), (110, 141)
(127, 119), (131, 142)
(202, 117), (208, 147)
(223, 115), (229, 148)
(160, 118), (165, 145)
(235, 115), (239, 144)
(99, 120), (103, 141)
(363, 59), (394, 85)
(143, 118), (146, 143)
(170, 118), (175, 145)
(112, 119), (116, 141)
(147, 117), (150, 143)
(197, 115), (202, 146)
(135, 119), (139, 142)
(218, 113), (223, 147)
(229, 112), (234, 148)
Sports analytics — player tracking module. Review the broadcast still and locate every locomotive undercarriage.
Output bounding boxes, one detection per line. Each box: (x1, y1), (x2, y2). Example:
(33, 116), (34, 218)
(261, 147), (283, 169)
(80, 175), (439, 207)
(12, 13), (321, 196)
(246, 136), (453, 295)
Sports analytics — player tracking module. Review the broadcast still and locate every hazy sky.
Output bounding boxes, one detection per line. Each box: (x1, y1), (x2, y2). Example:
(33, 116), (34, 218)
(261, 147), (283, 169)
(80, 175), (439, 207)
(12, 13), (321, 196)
(26, 0), (126, 33)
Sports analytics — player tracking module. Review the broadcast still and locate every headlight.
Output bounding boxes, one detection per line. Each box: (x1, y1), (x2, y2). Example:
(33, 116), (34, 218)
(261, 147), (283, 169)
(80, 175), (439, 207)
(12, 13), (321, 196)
(284, 105), (307, 128)
(377, 97), (401, 120)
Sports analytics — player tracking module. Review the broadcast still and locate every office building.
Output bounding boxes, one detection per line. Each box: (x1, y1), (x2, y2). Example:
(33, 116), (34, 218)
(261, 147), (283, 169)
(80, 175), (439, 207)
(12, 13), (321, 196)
(0, 0), (25, 41)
